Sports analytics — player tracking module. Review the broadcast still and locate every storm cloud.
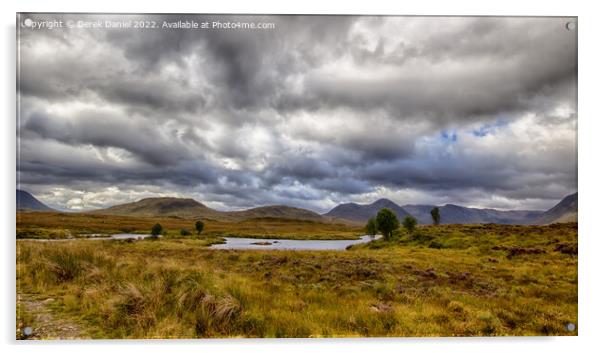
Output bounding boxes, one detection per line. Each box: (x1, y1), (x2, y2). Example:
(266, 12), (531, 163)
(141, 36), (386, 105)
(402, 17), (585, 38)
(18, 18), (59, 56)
(17, 14), (577, 212)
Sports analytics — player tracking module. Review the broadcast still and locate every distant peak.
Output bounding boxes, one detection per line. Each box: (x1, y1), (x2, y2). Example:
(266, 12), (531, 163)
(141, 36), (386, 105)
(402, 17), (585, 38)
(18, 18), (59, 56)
(16, 189), (53, 211)
(372, 198), (396, 205)
(138, 196), (199, 203)
(129, 197), (209, 209)
(139, 196), (193, 200)
(443, 204), (462, 208)
(252, 204), (297, 210)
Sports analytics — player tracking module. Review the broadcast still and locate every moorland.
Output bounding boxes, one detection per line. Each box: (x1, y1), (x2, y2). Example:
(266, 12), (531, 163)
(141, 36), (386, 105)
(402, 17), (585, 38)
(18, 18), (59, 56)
(16, 220), (577, 338)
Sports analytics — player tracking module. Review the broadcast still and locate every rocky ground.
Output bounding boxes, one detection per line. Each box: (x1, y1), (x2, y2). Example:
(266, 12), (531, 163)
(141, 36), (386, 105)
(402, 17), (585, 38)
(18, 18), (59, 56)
(17, 294), (88, 340)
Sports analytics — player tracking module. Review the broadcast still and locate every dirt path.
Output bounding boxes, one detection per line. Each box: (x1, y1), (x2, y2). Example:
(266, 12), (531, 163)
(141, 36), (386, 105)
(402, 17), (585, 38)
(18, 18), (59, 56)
(17, 294), (89, 339)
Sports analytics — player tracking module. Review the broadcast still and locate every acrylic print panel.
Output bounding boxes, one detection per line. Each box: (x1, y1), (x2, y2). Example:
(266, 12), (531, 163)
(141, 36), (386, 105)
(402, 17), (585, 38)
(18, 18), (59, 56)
(16, 13), (577, 339)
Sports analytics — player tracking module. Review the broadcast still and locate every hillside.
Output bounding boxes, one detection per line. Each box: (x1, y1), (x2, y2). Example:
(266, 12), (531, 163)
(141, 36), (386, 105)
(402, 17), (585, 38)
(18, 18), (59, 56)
(535, 192), (577, 224)
(402, 204), (439, 224)
(90, 197), (326, 222)
(324, 198), (411, 223)
(327, 198), (550, 225)
(90, 197), (224, 219)
(229, 205), (324, 222)
(404, 204), (543, 225)
(16, 190), (53, 211)
(42, 192), (577, 225)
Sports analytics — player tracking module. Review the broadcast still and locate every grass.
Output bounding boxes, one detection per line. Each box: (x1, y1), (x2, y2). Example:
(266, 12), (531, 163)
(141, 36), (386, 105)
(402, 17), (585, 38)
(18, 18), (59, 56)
(16, 211), (362, 240)
(16, 301), (34, 339)
(16, 223), (577, 338)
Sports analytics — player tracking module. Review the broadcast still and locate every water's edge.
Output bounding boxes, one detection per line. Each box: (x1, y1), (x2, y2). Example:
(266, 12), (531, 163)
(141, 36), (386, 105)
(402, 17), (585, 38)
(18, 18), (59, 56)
(211, 234), (379, 250)
(17, 233), (379, 250)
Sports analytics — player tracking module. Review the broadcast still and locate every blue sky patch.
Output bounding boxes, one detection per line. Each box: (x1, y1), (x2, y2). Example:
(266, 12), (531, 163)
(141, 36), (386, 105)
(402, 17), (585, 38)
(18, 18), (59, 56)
(441, 130), (458, 142)
(472, 118), (509, 137)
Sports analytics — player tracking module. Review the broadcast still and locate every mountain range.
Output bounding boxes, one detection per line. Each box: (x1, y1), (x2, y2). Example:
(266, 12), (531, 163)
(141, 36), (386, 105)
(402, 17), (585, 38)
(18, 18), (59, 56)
(16, 189), (577, 225)
(16, 190), (54, 211)
(534, 192), (577, 224)
(89, 197), (325, 222)
(325, 193), (577, 225)
(324, 198), (411, 223)
(401, 204), (543, 225)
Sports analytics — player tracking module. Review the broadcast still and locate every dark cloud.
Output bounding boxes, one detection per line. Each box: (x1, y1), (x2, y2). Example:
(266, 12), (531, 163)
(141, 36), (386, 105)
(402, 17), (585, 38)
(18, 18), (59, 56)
(22, 109), (196, 166)
(17, 14), (577, 211)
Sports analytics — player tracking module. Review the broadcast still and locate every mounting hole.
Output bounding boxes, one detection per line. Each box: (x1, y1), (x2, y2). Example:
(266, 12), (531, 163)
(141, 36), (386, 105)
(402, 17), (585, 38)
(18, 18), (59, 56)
(566, 322), (576, 332)
(23, 326), (33, 336)
(565, 22), (576, 31)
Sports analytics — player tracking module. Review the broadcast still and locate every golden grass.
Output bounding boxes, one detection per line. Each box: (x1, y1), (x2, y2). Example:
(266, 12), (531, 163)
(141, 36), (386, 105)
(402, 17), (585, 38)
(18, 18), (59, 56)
(16, 223), (577, 338)
(16, 211), (362, 240)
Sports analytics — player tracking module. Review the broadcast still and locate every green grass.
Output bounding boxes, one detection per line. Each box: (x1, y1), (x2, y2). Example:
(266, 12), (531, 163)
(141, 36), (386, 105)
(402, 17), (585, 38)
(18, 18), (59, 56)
(16, 223), (577, 338)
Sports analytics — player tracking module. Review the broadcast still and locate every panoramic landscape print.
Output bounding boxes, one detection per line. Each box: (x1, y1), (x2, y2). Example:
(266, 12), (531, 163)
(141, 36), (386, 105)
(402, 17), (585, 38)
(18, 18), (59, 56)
(16, 14), (577, 339)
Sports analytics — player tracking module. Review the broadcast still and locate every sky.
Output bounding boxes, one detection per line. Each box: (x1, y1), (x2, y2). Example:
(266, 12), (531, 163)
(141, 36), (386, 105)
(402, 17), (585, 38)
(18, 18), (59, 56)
(17, 14), (577, 212)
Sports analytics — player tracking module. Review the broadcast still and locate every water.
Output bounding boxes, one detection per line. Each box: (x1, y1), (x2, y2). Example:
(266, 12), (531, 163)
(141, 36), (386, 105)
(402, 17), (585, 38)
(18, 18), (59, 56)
(103, 233), (157, 240)
(210, 235), (378, 250)
(19, 233), (159, 241)
(20, 233), (377, 250)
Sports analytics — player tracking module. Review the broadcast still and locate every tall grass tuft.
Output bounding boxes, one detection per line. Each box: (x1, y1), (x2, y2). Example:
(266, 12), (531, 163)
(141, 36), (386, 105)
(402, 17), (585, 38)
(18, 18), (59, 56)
(45, 250), (84, 282)
(177, 275), (208, 315)
(194, 294), (242, 336)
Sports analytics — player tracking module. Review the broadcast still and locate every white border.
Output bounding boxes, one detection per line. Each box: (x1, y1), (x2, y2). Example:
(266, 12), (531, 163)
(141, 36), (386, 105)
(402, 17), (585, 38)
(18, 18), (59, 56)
(2, 1), (601, 352)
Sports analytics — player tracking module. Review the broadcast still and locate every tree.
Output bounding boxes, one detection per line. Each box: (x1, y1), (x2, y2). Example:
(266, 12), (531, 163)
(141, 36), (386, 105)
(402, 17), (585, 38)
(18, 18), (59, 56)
(402, 216), (417, 233)
(430, 207), (441, 225)
(151, 223), (163, 238)
(365, 217), (378, 237)
(376, 208), (400, 241)
(195, 220), (204, 235)
(180, 229), (191, 236)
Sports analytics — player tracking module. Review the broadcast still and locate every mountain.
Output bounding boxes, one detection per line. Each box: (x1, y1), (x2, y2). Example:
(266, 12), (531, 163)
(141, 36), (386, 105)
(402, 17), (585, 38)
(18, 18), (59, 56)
(229, 205), (324, 222)
(404, 203), (543, 225)
(403, 194), (581, 225)
(70, 193), (579, 225)
(91, 197), (325, 222)
(91, 197), (223, 219)
(402, 205), (440, 224)
(326, 198), (549, 225)
(16, 190), (53, 211)
(324, 198), (411, 223)
(535, 192), (577, 224)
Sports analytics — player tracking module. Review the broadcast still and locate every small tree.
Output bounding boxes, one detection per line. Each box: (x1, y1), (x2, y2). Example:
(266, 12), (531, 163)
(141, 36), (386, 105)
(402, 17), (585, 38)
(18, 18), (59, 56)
(151, 223), (163, 238)
(402, 216), (417, 233)
(180, 229), (191, 236)
(376, 208), (400, 241)
(195, 220), (204, 235)
(365, 217), (378, 237)
(430, 207), (441, 225)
